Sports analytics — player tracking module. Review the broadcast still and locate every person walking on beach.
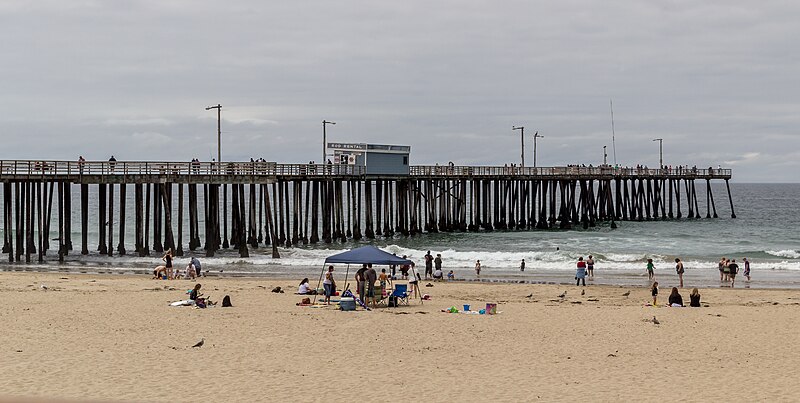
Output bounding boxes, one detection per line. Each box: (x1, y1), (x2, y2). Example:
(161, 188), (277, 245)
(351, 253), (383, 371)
(651, 282), (659, 306)
(586, 255), (595, 278)
(728, 259), (739, 288)
(723, 259), (731, 283)
(434, 253), (443, 276)
(520, 258), (525, 272)
(719, 257), (726, 282)
(743, 257), (751, 282)
(675, 258), (685, 288)
(576, 257), (587, 286)
(646, 258), (656, 280)
(355, 265), (368, 302)
(425, 251), (434, 279)
(322, 266), (335, 305)
(474, 260), (481, 277)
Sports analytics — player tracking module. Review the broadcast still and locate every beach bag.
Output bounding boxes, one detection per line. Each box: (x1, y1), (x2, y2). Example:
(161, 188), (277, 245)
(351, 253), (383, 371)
(301, 297), (311, 305)
(222, 295), (233, 307)
(388, 296), (398, 307)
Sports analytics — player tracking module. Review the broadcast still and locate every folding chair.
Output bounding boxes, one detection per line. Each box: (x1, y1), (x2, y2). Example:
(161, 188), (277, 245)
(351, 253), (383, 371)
(389, 284), (410, 307)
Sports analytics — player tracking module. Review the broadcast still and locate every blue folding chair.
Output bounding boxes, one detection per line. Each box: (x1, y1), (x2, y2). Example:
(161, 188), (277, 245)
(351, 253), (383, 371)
(390, 283), (410, 307)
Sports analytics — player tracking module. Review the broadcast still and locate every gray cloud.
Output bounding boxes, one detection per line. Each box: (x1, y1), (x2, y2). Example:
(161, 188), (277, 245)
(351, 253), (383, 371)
(1, 0), (797, 181)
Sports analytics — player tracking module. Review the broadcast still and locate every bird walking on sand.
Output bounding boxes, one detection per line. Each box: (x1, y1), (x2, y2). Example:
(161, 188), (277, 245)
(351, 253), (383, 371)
(525, 293), (533, 298)
(622, 290), (631, 297)
(652, 316), (660, 325)
(581, 289), (585, 296)
(192, 339), (205, 348)
(558, 291), (567, 299)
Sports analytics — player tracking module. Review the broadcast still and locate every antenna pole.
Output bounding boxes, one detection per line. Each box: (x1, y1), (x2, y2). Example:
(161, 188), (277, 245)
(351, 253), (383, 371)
(610, 99), (617, 165)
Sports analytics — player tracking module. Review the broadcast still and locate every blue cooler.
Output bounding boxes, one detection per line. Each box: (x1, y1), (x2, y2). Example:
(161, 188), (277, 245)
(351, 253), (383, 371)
(340, 297), (356, 311)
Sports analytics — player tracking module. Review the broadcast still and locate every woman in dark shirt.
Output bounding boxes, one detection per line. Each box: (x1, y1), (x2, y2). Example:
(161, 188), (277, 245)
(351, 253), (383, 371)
(689, 288), (701, 307)
(668, 287), (684, 307)
(189, 284), (202, 301)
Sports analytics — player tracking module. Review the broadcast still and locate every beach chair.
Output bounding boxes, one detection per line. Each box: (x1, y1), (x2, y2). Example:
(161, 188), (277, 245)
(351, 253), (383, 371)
(389, 284), (410, 307)
(374, 284), (387, 307)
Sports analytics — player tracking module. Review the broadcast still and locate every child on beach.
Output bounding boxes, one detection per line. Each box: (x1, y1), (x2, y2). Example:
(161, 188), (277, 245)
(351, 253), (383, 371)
(651, 282), (659, 306)
(646, 259), (656, 280)
(447, 270), (455, 280)
(475, 260), (482, 277)
(379, 268), (390, 291)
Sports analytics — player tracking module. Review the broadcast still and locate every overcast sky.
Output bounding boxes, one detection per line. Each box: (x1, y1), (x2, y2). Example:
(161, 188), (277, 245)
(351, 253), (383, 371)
(2, 1), (798, 182)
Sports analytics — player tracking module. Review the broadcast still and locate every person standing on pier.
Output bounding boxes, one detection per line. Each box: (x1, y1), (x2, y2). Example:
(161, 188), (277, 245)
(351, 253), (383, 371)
(675, 258), (685, 288)
(425, 251), (434, 279)
(108, 155), (117, 172)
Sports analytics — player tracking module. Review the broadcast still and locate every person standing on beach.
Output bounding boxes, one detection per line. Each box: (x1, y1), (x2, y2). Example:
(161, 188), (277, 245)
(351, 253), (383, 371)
(719, 257), (726, 282)
(190, 256), (202, 277)
(355, 265), (368, 302)
(322, 266), (335, 305)
(520, 259), (525, 272)
(576, 257), (587, 286)
(646, 258), (656, 280)
(434, 253), (443, 277)
(743, 258), (751, 282)
(675, 258), (685, 288)
(425, 251), (434, 279)
(586, 255), (595, 278)
(728, 259), (739, 288)
(474, 260), (481, 277)
(651, 282), (659, 306)
(365, 264), (378, 307)
(163, 249), (174, 279)
(723, 259), (732, 283)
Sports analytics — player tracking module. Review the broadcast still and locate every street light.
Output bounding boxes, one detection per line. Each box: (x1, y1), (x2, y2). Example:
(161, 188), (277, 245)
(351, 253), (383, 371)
(533, 131), (544, 168)
(322, 120), (336, 163)
(652, 138), (663, 168)
(512, 126), (524, 167)
(603, 145), (608, 165)
(205, 104), (222, 165)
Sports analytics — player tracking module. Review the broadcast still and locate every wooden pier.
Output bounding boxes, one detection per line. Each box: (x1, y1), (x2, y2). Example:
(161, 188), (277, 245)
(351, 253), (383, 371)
(0, 160), (734, 262)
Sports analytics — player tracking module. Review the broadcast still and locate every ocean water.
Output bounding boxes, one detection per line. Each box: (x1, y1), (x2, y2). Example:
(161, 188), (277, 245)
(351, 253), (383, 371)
(1, 183), (798, 287)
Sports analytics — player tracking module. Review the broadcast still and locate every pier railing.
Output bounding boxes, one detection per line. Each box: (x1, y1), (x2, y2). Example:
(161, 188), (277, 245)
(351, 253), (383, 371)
(0, 160), (731, 179)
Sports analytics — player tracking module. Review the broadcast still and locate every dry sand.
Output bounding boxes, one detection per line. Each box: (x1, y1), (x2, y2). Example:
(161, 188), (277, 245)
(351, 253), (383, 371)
(0, 272), (798, 402)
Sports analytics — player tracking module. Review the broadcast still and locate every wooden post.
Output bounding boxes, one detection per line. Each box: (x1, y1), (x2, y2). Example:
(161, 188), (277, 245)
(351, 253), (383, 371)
(64, 183), (72, 252)
(107, 183), (114, 256)
(176, 183), (184, 256)
(118, 183), (127, 255)
(144, 183), (151, 255)
(222, 184), (229, 248)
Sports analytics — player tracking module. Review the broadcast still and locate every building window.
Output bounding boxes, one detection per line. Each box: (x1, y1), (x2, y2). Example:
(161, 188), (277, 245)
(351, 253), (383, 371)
(403, 156), (408, 165)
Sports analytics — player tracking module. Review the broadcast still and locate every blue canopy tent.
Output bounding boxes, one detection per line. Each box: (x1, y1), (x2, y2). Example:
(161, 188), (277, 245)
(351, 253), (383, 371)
(314, 246), (417, 305)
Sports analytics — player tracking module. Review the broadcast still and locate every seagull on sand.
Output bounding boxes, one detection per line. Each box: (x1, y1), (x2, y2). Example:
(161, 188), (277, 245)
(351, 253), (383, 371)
(581, 289), (585, 296)
(192, 339), (204, 348)
(557, 291), (567, 299)
(652, 316), (660, 325)
(622, 291), (631, 297)
(525, 293), (533, 298)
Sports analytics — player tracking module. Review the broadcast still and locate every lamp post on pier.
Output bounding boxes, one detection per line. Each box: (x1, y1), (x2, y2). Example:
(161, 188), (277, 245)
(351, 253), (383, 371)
(512, 126), (524, 167)
(323, 120), (336, 163)
(533, 131), (544, 168)
(205, 104), (222, 167)
(603, 145), (608, 165)
(653, 138), (663, 168)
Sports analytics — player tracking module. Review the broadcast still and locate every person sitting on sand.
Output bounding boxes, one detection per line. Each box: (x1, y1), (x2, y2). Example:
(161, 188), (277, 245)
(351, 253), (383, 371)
(298, 278), (315, 295)
(447, 270), (455, 280)
(668, 287), (684, 307)
(189, 284), (202, 301)
(433, 267), (444, 281)
(689, 288), (701, 307)
(153, 265), (168, 279)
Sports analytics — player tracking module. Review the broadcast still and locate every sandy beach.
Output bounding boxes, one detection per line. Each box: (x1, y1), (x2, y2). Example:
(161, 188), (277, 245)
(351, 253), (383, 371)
(1, 271), (798, 402)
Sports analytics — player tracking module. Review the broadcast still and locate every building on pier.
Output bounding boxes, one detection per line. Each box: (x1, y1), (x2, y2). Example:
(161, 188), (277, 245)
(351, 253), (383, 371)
(327, 142), (411, 176)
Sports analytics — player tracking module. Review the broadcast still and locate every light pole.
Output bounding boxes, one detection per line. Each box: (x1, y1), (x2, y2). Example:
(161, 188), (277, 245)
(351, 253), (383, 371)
(205, 104), (222, 165)
(653, 138), (663, 168)
(603, 145), (607, 165)
(533, 131), (544, 168)
(512, 126), (524, 167)
(322, 120), (336, 163)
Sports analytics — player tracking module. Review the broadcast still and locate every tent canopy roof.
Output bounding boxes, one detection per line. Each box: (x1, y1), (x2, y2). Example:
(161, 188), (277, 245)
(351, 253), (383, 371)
(324, 246), (412, 265)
